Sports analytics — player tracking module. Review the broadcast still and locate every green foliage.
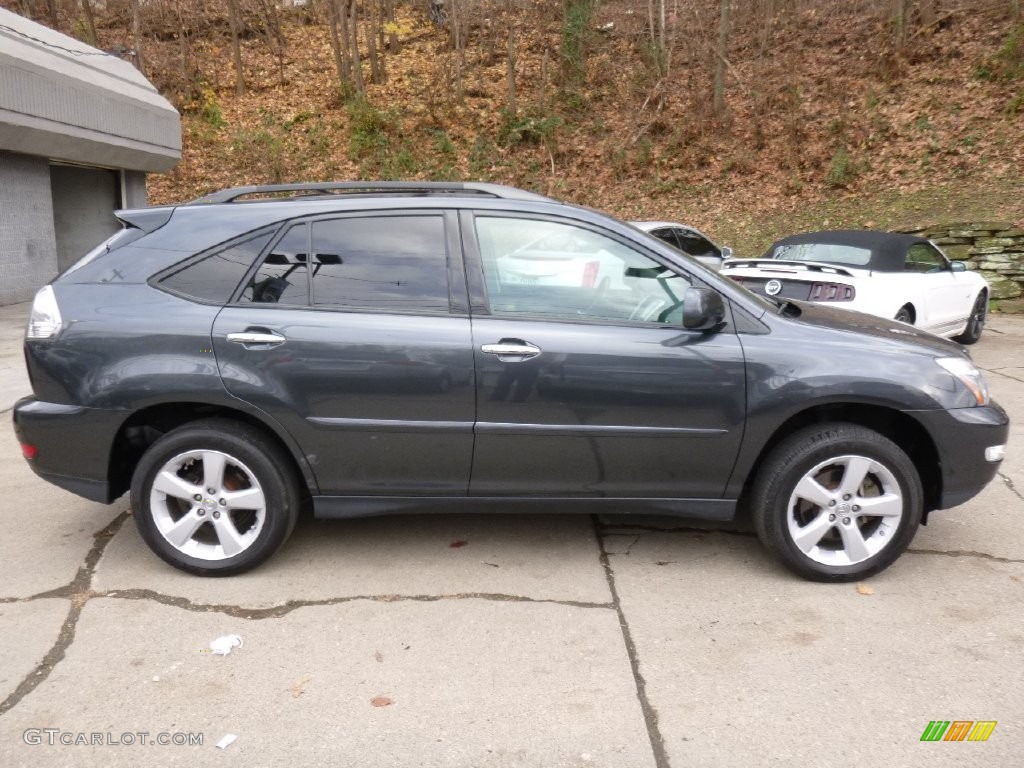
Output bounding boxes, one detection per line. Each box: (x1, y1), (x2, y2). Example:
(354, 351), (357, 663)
(497, 110), (562, 149)
(200, 88), (226, 129)
(1006, 90), (1024, 115)
(468, 137), (503, 180)
(426, 129), (458, 180)
(347, 97), (395, 159)
(825, 146), (856, 188)
(231, 112), (285, 183)
(997, 24), (1024, 79)
(560, 0), (594, 87)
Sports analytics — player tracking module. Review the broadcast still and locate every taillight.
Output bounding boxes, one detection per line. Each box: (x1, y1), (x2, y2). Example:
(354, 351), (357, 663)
(809, 282), (855, 301)
(21, 443), (37, 460)
(26, 285), (63, 339)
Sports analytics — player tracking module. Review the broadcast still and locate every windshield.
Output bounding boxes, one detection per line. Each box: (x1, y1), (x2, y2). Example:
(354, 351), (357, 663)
(769, 243), (872, 266)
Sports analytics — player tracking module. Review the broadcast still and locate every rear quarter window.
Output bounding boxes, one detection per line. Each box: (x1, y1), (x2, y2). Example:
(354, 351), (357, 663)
(158, 231), (274, 303)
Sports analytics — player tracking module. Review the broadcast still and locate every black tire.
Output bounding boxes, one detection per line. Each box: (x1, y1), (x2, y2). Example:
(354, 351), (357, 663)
(953, 292), (987, 345)
(751, 423), (922, 582)
(130, 419), (301, 576)
(894, 305), (914, 324)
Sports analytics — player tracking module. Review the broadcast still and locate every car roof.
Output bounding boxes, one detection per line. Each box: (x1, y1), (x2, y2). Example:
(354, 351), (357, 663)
(766, 230), (932, 272)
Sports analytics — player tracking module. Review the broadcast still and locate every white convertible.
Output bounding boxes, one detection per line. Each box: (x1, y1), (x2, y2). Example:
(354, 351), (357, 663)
(722, 230), (989, 344)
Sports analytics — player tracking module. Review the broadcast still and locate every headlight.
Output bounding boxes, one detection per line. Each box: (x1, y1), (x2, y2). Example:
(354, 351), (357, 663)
(936, 357), (990, 406)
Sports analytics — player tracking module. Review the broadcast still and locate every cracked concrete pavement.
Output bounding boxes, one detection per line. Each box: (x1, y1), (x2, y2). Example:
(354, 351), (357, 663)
(0, 302), (1021, 766)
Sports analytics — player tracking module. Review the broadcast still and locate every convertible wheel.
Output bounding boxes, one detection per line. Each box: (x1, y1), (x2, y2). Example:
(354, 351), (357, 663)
(954, 293), (987, 345)
(894, 306), (913, 324)
(751, 423), (922, 582)
(130, 419), (300, 576)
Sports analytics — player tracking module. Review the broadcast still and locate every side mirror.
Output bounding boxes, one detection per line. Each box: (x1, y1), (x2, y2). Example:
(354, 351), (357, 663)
(683, 287), (726, 331)
(950, 260), (967, 272)
(720, 246), (733, 260)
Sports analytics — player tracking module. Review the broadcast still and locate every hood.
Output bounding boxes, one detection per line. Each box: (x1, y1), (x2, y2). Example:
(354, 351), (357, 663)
(782, 300), (966, 358)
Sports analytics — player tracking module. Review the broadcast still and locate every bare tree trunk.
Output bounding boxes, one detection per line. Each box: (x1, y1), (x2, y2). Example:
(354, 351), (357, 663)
(256, 0), (286, 85)
(368, 0), (383, 84)
(80, 0), (98, 45)
(506, 25), (516, 114)
(227, 0), (246, 95)
(44, 0), (59, 29)
(384, 0), (399, 53)
(327, 0), (351, 91)
(349, 0), (365, 94)
(451, 0), (463, 101)
(129, 0), (144, 72)
(893, 0), (907, 47)
(713, 0), (730, 113)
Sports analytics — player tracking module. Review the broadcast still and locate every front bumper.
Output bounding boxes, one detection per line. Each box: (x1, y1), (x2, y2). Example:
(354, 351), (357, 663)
(13, 396), (125, 504)
(911, 402), (1009, 509)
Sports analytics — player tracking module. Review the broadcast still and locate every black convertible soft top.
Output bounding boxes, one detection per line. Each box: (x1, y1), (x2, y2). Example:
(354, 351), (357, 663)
(763, 230), (932, 273)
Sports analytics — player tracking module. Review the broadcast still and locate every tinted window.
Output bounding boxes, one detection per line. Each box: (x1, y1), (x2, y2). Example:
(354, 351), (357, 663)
(770, 243), (871, 266)
(239, 224), (310, 305)
(677, 231), (719, 259)
(649, 228), (682, 250)
(905, 243), (946, 273)
(160, 231), (273, 303)
(310, 216), (449, 312)
(476, 217), (692, 325)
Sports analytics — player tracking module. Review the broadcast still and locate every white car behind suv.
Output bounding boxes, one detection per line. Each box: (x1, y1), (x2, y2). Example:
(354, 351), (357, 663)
(721, 230), (989, 344)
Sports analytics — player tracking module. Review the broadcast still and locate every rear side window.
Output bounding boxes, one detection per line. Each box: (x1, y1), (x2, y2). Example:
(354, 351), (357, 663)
(310, 216), (449, 312)
(239, 224), (310, 305)
(159, 231), (273, 303)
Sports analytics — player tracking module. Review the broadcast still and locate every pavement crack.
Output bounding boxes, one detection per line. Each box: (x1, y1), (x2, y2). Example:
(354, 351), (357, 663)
(95, 590), (613, 619)
(0, 511), (128, 717)
(906, 548), (1024, 564)
(984, 368), (1024, 385)
(592, 516), (671, 768)
(998, 472), (1024, 503)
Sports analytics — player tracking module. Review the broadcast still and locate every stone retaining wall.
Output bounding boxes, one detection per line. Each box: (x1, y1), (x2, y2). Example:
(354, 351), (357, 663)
(899, 222), (1024, 304)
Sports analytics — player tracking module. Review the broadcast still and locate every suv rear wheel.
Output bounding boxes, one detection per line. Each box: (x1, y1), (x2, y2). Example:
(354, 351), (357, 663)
(130, 419), (300, 576)
(752, 423), (922, 581)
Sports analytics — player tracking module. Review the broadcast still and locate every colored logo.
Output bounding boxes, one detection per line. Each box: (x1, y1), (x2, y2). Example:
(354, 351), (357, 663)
(765, 279), (783, 296)
(920, 721), (997, 742)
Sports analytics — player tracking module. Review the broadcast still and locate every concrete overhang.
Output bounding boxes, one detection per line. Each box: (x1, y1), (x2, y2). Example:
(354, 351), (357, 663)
(0, 9), (181, 172)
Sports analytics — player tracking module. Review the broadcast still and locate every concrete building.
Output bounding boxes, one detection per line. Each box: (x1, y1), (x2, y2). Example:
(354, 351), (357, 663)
(0, 9), (180, 305)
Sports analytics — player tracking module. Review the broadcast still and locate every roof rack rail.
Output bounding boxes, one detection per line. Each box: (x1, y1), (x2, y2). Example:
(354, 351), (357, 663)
(186, 181), (553, 205)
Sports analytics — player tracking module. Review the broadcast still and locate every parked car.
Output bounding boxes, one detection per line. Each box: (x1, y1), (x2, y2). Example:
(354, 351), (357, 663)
(631, 220), (732, 271)
(15, 183), (1007, 582)
(721, 230), (989, 344)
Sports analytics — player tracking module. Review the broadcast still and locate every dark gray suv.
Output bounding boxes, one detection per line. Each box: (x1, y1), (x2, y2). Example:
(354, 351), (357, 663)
(14, 182), (1008, 581)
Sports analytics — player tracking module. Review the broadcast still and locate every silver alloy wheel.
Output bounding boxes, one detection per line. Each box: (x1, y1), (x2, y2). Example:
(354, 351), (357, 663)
(785, 454), (904, 566)
(149, 450), (267, 561)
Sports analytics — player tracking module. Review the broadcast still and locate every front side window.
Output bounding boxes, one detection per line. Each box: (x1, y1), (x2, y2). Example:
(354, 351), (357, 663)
(905, 243), (947, 273)
(160, 231), (273, 304)
(310, 216), (449, 312)
(476, 217), (692, 325)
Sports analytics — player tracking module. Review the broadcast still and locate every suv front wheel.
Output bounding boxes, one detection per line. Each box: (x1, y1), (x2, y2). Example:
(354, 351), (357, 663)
(752, 423), (923, 582)
(130, 419), (300, 576)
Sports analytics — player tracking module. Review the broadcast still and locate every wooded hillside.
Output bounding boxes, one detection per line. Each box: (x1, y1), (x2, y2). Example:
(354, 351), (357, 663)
(6, 0), (1024, 252)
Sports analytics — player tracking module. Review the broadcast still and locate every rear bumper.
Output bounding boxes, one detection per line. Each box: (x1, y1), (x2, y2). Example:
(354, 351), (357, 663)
(12, 396), (124, 504)
(911, 402), (1009, 510)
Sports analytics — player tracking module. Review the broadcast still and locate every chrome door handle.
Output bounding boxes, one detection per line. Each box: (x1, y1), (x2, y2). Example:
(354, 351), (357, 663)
(226, 331), (286, 346)
(480, 340), (541, 362)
